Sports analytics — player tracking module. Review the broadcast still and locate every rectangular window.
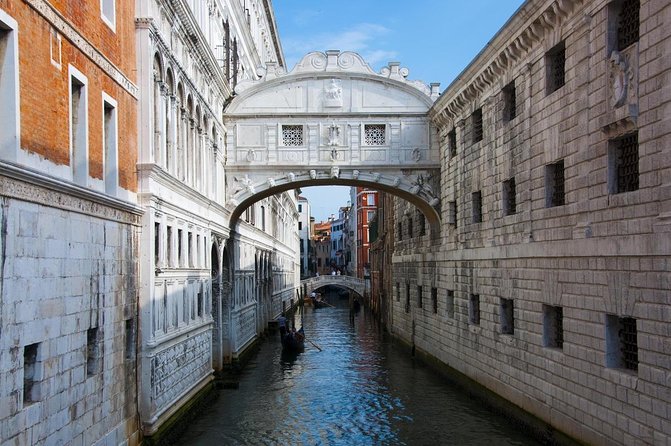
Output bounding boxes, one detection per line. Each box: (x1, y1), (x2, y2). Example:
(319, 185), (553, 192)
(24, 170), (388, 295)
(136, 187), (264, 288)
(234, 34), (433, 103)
(86, 327), (101, 376)
(543, 305), (564, 349)
(546, 41), (566, 94)
(503, 81), (516, 122)
(166, 226), (173, 267)
(298, 221), (303, 230)
(472, 191), (482, 224)
(606, 315), (638, 371)
(367, 193), (376, 206)
(418, 212), (426, 236)
(617, 0), (639, 51)
(23, 343), (40, 404)
(417, 286), (423, 308)
(469, 294), (480, 325)
(407, 217), (413, 238)
(70, 66), (89, 185)
(471, 108), (483, 143)
(396, 282), (401, 302)
(101, 0), (116, 31)
(317, 258), (321, 267)
(397, 222), (403, 240)
(500, 298), (514, 335)
(431, 287), (438, 314)
(367, 210), (376, 222)
(448, 201), (457, 226)
(281, 125), (303, 146)
(405, 283), (411, 313)
(609, 132), (639, 194)
(448, 128), (457, 159)
(154, 222), (160, 267)
(103, 96), (118, 195)
(298, 204), (302, 212)
(177, 229), (183, 266)
(503, 177), (516, 216)
(0, 12), (20, 162)
(364, 124), (386, 146)
(545, 160), (565, 207)
(446, 290), (455, 318)
(196, 234), (201, 268)
(125, 318), (135, 361)
(188, 232), (193, 267)
(197, 286), (204, 317)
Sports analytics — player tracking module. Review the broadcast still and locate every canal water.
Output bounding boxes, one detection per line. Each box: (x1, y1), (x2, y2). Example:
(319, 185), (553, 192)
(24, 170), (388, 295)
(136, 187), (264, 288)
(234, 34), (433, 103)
(180, 293), (541, 445)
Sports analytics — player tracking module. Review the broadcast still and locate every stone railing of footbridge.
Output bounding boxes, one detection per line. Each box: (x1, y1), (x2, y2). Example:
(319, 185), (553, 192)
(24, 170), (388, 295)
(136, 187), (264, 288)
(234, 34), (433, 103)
(301, 275), (366, 298)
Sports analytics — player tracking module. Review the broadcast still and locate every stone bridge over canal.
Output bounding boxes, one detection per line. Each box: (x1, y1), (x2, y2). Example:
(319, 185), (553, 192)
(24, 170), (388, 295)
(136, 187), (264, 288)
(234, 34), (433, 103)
(301, 275), (366, 299)
(223, 50), (443, 235)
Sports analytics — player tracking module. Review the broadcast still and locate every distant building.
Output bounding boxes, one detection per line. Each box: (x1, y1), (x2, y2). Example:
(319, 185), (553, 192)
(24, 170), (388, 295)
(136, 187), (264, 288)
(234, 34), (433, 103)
(355, 188), (378, 278)
(297, 196), (311, 278)
(312, 218), (332, 275)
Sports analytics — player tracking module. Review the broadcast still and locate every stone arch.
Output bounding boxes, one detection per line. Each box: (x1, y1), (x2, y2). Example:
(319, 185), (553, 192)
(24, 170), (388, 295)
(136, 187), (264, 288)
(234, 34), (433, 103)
(228, 172), (441, 238)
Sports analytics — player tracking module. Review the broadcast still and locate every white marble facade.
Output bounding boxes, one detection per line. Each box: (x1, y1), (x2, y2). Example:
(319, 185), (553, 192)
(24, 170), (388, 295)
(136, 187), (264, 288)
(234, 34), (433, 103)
(135, 0), (299, 436)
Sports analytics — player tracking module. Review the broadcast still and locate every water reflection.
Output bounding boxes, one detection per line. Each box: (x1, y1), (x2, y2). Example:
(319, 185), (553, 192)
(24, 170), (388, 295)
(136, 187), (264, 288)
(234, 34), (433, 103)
(180, 292), (541, 445)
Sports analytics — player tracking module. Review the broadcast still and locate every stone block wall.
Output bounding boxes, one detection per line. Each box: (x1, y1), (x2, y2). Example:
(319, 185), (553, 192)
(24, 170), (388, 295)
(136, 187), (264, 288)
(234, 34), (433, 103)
(392, 0), (671, 444)
(0, 177), (140, 445)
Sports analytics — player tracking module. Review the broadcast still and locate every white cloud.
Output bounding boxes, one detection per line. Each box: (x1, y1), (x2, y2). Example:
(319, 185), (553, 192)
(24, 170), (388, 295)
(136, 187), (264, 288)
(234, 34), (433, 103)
(283, 23), (396, 70)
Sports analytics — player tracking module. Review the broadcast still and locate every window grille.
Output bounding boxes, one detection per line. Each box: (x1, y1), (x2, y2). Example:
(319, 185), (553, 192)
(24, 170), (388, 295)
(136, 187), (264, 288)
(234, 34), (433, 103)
(553, 307), (564, 348)
(449, 201), (457, 226)
(617, 0), (640, 51)
(364, 124), (386, 145)
(472, 109), (483, 143)
(396, 283), (401, 301)
(407, 217), (413, 239)
(469, 294), (480, 325)
(620, 317), (638, 371)
(503, 82), (516, 121)
(431, 288), (438, 314)
(397, 222), (403, 240)
(546, 42), (565, 94)
(405, 284), (411, 313)
(282, 125), (303, 146)
(448, 128), (457, 158)
(418, 212), (426, 236)
(472, 191), (482, 223)
(503, 178), (516, 215)
(547, 160), (565, 207)
(500, 298), (514, 334)
(446, 290), (455, 318)
(615, 133), (639, 193)
(417, 286), (423, 308)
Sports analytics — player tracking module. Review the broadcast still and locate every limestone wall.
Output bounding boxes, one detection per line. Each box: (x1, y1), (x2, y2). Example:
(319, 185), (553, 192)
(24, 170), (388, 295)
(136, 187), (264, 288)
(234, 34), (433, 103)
(391, 0), (671, 444)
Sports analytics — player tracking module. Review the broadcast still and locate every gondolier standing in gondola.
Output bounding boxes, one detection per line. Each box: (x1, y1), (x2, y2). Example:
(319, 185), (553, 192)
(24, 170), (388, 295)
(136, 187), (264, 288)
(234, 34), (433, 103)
(278, 313), (287, 336)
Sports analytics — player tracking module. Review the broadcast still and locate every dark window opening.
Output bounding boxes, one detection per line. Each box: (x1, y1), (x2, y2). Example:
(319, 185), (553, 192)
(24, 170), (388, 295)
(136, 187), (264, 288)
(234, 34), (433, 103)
(431, 288), (438, 314)
(611, 132), (639, 193)
(500, 298), (514, 335)
(471, 108), (483, 143)
(503, 177), (516, 216)
(546, 160), (565, 207)
(503, 81), (517, 121)
(448, 128), (457, 158)
(546, 41), (566, 94)
(543, 305), (564, 349)
(469, 294), (480, 325)
(617, 0), (640, 51)
(472, 191), (482, 224)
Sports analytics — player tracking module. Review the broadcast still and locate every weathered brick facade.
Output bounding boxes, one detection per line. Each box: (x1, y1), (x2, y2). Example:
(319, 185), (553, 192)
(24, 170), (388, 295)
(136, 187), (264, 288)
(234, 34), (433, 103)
(389, 0), (670, 444)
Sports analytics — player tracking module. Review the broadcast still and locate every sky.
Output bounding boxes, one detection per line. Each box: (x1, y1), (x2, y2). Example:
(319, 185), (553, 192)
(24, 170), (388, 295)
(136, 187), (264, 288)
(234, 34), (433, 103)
(273, 0), (526, 221)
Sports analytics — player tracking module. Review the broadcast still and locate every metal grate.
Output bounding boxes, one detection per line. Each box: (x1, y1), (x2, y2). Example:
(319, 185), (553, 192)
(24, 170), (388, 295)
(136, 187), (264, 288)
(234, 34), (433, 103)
(554, 307), (564, 348)
(472, 109), (483, 143)
(449, 201), (458, 227)
(550, 160), (565, 207)
(470, 294), (480, 325)
(432, 288), (438, 314)
(617, 0), (640, 51)
(616, 133), (639, 193)
(448, 128), (457, 158)
(282, 125), (303, 146)
(503, 82), (516, 121)
(504, 178), (516, 215)
(364, 124), (386, 146)
(501, 298), (514, 334)
(472, 191), (482, 223)
(620, 317), (638, 371)
(417, 286), (423, 308)
(547, 42), (565, 93)
(418, 211), (426, 236)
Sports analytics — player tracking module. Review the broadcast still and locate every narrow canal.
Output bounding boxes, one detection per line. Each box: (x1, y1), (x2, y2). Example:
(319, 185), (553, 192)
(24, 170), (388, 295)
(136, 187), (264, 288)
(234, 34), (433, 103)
(180, 292), (541, 445)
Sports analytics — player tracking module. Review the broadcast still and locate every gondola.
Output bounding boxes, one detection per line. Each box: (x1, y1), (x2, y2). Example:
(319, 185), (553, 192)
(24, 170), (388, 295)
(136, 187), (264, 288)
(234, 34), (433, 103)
(281, 327), (305, 352)
(312, 299), (329, 309)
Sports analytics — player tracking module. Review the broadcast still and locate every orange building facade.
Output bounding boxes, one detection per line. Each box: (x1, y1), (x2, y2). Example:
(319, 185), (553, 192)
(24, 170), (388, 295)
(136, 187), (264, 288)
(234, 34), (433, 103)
(0, 1), (140, 444)
(355, 188), (378, 278)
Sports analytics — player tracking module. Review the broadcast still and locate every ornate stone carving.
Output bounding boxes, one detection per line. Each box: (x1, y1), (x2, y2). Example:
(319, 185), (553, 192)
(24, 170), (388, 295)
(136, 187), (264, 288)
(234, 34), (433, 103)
(327, 122), (341, 146)
(267, 177), (276, 187)
(287, 172), (295, 182)
(324, 80), (343, 107)
(352, 170), (360, 179)
(412, 147), (422, 162)
(609, 50), (634, 108)
(235, 174), (255, 194)
(309, 169), (317, 179)
(330, 166), (340, 179)
(246, 149), (257, 162)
